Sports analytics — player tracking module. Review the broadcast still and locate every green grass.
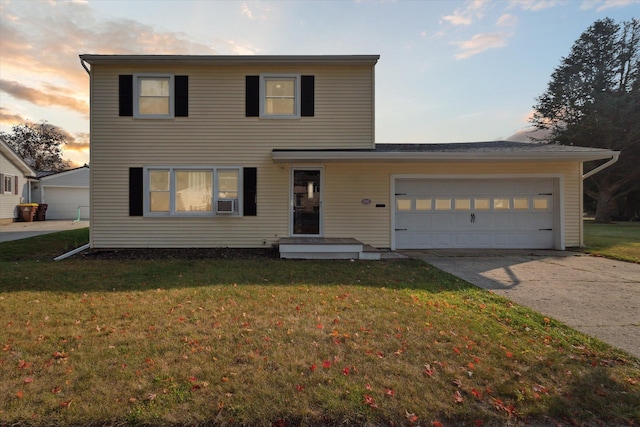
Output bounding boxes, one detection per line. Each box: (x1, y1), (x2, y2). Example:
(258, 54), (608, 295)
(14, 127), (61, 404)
(0, 230), (639, 426)
(583, 220), (640, 263)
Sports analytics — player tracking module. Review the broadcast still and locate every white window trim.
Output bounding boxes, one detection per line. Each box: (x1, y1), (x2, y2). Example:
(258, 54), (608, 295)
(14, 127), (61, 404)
(4, 175), (15, 195)
(133, 74), (175, 119)
(260, 74), (301, 119)
(143, 166), (243, 217)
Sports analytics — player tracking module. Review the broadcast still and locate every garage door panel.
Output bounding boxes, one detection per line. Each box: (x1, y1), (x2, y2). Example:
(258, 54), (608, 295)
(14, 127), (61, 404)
(395, 178), (556, 249)
(44, 187), (90, 220)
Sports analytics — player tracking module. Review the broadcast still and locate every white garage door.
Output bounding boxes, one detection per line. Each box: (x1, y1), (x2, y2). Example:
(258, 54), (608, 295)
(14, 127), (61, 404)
(394, 178), (555, 249)
(44, 187), (90, 220)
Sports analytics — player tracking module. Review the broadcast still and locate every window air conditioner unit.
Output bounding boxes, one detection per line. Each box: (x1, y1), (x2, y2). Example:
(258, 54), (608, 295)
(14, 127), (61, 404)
(217, 199), (237, 213)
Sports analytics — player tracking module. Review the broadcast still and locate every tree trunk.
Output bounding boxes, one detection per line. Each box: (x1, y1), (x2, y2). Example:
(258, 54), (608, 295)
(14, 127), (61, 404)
(594, 188), (613, 223)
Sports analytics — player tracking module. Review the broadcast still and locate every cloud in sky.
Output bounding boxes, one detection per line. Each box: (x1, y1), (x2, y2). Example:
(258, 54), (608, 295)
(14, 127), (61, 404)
(0, 108), (29, 126)
(0, 79), (89, 115)
(580, 0), (640, 11)
(441, 0), (490, 26)
(453, 32), (510, 59)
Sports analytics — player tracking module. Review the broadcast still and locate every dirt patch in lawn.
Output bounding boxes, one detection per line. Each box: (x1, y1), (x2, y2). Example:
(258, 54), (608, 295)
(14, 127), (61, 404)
(77, 246), (280, 260)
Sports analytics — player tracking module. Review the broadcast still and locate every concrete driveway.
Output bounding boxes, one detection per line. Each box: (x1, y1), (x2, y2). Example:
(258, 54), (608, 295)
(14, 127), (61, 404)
(0, 220), (89, 243)
(404, 250), (640, 359)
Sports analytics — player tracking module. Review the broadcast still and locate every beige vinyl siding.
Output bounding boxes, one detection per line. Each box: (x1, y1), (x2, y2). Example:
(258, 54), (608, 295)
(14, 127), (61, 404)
(89, 62), (374, 248)
(320, 161), (582, 249)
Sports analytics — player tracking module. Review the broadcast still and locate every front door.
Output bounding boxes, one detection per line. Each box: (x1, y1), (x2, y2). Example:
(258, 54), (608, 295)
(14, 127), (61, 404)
(291, 168), (322, 235)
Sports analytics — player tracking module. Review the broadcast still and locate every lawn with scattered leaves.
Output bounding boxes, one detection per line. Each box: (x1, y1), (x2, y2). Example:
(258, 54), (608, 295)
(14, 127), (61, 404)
(582, 220), (640, 263)
(0, 229), (639, 426)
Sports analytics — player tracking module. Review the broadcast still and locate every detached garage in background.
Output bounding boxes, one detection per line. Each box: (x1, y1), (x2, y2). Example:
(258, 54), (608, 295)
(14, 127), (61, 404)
(32, 166), (90, 220)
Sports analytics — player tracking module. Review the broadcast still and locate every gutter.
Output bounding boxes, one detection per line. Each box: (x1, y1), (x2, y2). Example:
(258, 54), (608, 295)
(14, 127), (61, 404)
(582, 153), (620, 180)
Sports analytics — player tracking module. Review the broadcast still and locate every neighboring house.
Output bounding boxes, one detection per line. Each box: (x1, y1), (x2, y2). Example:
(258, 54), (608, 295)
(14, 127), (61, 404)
(0, 137), (36, 224)
(79, 54), (618, 257)
(32, 165), (90, 220)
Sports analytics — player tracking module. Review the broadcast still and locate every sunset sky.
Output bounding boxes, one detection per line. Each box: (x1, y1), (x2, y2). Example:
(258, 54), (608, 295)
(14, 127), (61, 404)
(0, 0), (638, 167)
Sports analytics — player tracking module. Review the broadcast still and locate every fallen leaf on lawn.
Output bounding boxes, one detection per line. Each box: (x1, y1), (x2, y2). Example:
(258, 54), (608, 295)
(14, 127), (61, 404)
(322, 360), (331, 369)
(452, 378), (463, 388)
(406, 412), (418, 423)
(432, 422), (444, 427)
(60, 400), (72, 408)
(17, 360), (32, 370)
(363, 394), (378, 408)
(424, 364), (435, 377)
(24, 377), (33, 384)
(295, 384), (304, 391)
(385, 388), (395, 397)
(310, 363), (317, 372)
(454, 390), (464, 403)
(16, 390), (24, 399)
(471, 388), (483, 399)
(51, 387), (62, 394)
(342, 366), (350, 376)
(505, 351), (514, 358)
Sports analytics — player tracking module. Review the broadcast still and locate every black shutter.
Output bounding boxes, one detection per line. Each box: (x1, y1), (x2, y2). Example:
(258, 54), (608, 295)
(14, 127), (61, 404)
(175, 75), (189, 117)
(243, 167), (257, 216)
(245, 76), (260, 117)
(0, 173), (4, 194)
(15, 177), (18, 196)
(301, 75), (315, 117)
(119, 75), (133, 117)
(129, 167), (143, 216)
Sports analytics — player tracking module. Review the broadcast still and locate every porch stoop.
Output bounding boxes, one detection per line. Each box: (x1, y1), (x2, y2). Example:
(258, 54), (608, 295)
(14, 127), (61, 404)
(279, 238), (381, 260)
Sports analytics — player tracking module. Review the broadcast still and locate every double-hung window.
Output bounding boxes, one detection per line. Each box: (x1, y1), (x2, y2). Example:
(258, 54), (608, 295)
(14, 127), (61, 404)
(134, 74), (174, 118)
(144, 167), (241, 216)
(4, 175), (15, 195)
(260, 74), (301, 118)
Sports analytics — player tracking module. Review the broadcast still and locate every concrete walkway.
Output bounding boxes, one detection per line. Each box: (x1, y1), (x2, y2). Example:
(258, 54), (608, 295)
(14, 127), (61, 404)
(0, 220), (89, 243)
(404, 250), (640, 359)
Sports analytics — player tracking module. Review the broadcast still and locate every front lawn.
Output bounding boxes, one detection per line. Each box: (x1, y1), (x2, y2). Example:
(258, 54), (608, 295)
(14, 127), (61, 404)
(1, 230), (638, 426)
(583, 220), (640, 263)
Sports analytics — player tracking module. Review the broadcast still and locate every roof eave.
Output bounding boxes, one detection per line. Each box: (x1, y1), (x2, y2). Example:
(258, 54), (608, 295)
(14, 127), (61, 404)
(0, 139), (37, 176)
(271, 150), (619, 163)
(79, 54), (380, 66)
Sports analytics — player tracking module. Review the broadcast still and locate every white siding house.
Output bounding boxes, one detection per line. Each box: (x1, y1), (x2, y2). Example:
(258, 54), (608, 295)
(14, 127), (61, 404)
(0, 138), (36, 223)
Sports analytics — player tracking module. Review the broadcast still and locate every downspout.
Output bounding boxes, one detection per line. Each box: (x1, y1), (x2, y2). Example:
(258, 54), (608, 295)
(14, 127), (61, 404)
(582, 153), (619, 180)
(580, 152), (620, 247)
(80, 57), (90, 75)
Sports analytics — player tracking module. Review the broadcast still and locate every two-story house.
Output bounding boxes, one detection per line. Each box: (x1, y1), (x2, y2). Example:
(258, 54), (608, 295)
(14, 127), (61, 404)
(79, 54), (618, 258)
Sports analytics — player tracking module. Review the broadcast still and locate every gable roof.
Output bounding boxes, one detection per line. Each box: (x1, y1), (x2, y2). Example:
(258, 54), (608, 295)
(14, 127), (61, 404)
(272, 141), (619, 163)
(37, 165), (89, 180)
(0, 137), (37, 177)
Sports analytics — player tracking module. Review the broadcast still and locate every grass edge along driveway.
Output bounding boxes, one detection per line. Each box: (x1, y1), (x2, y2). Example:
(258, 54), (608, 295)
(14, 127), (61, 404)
(1, 228), (639, 426)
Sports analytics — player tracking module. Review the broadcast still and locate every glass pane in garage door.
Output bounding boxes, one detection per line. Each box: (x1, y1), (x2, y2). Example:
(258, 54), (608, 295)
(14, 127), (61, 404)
(435, 198), (451, 210)
(455, 198), (471, 210)
(396, 198), (412, 211)
(474, 198), (490, 210)
(493, 198), (510, 210)
(533, 197), (550, 210)
(513, 198), (529, 210)
(416, 199), (432, 210)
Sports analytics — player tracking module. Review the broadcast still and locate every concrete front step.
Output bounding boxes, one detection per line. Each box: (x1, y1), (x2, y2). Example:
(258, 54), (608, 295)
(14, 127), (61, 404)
(279, 237), (380, 260)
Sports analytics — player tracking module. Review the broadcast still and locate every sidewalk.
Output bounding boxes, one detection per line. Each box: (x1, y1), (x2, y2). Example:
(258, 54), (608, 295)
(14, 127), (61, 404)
(0, 220), (89, 243)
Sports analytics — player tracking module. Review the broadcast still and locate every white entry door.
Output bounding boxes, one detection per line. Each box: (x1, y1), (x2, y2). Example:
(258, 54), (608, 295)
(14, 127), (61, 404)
(394, 178), (555, 249)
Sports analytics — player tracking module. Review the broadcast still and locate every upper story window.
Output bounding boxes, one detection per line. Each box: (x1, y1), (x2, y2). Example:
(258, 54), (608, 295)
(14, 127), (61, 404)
(261, 75), (300, 118)
(134, 74), (174, 118)
(246, 75), (314, 118)
(119, 74), (188, 118)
